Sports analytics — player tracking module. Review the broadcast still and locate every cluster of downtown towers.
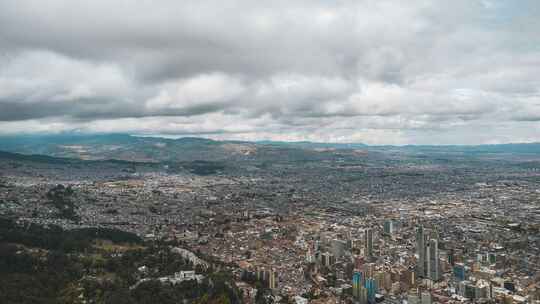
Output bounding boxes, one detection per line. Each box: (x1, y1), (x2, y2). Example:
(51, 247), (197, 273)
(351, 224), (440, 304)
(416, 225), (442, 282)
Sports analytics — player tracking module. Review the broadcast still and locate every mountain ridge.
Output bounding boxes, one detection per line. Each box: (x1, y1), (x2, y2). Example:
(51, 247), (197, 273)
(1, 133), (540, 164)
(2, 132), (540, 147)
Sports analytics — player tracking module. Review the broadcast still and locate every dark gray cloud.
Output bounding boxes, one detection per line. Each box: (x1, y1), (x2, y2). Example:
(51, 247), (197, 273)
(0, 0), (539, 144)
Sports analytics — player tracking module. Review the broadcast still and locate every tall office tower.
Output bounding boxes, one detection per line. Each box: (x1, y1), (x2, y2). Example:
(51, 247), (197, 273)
(306, 248), (314, 263)
(364, 228), (374, 258)
(488, 252), (496, 264)
(257, 268), (269, 282)
(425, 241), (431, 278)
(321, 252), (335, 267)
(416, 225), (426, 277)
(350, 238), (362, 250)
(448, 248), (455, 266)
(354, 256), (365, 271)
(374, 271), (385, 291)
(365, 278), (378, 304)
(269, 270), (278, 289)
(383, 220), (394, 235)
(359, 286), (368, 304)
(314, 240), (320, 252)
(428, 238), (441, 281)
(363, 263), (375, 279)
(353, 271), (364, 299)
(453, 263), (467, 281)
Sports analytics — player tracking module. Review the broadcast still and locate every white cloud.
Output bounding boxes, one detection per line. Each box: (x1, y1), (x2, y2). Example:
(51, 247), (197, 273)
(146, 73), (245, 111)
(0, 0), (539, 144)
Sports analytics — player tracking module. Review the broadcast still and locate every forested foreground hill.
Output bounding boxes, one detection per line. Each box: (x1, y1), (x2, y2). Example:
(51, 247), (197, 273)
(0, 218), (242, 304)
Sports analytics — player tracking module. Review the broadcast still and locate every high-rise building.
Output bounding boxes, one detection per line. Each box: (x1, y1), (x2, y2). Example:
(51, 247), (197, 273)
(365, 278), (378, 304)
(364, 228), (374, 258)
(416, 225), (440, 281)
(383, 220), (394, 235)
(427, 238), (441, 281)
(453, 263), (467, 281)
(269, 269), (278, 289)
(363, 263), (375, 279)
(448, 248), (455, 266)
(459, 281), (476, 299)
(358, 286), (368, 304)
(257, 268), (268, 282)
(374, 271), (386, 291)
(474, 281), (490, 299)
(353, 271), (364, 299)
(488, 252), (497, 264)
(353, 271), (370, 304)
(306, 248), (315, 263)
(416, 225), (427, 277)
(321, 252), (335, 267)
(354, 256), (365, 270)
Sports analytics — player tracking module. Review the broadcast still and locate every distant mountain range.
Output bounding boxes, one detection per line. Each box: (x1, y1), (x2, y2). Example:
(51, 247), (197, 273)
(255, 140), (368, 150)
(0, 133), (539, 163)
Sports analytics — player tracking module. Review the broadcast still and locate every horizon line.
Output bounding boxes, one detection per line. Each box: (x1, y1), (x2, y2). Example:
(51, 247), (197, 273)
(0, 132), (539, 147)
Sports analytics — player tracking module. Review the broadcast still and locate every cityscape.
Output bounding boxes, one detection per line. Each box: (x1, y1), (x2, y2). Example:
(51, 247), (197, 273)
(0, 134), (539, 303)
(1, 1), (540, 303)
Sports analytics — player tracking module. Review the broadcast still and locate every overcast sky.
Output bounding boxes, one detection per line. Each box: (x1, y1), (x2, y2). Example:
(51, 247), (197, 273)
(0, 0), (539, 144)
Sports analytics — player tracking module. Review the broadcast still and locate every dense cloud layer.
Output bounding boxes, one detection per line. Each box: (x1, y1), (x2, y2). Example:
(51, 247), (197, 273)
(0, 0), (539, 144)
